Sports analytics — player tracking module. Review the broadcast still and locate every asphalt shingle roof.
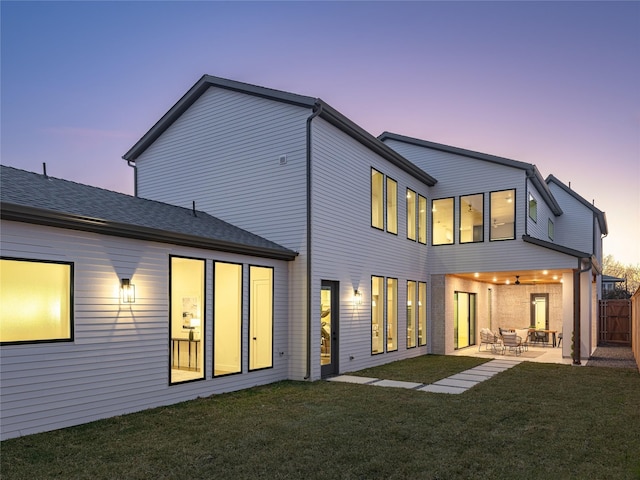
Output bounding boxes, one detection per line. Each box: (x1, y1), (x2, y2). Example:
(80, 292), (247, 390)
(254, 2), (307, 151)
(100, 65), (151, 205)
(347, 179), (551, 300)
(0, 165), (297, 260)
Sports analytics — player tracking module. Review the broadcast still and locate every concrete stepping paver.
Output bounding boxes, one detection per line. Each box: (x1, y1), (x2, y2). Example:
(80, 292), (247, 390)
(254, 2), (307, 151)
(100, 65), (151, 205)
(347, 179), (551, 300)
(328, 358), (522, 395)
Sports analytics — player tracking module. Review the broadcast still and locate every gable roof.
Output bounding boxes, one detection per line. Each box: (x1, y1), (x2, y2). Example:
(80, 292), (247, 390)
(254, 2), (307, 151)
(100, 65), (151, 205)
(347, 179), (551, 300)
(546, 175), (608, 235)
(123, 75), (437, 186)
(0, 166), (297, 261)
(378, 131), (563, 216)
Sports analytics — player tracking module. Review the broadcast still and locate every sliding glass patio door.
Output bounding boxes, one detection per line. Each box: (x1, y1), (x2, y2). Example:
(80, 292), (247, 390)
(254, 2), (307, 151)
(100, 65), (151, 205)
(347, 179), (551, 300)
(454, 292), (476, 349)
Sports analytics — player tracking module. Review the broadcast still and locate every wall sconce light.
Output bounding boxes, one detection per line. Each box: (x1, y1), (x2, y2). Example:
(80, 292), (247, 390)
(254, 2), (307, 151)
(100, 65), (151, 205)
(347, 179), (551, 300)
(353, 289), (362, 306)
(120, 278), (136, 303)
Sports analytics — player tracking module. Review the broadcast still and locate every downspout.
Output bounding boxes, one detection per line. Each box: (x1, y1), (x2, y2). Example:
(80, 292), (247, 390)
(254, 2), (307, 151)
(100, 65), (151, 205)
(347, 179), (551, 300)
(127, 160), (138, 197)
(304, 102), (323, 380)
(572, 258), (593, 365)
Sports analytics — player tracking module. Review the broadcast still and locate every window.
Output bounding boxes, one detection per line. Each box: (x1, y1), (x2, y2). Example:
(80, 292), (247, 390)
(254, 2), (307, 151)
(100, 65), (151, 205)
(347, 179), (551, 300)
(371, 276), (385, 354)
(386, 177), (398, 234)
(418, 282), (427, 346)
(407, 280), (417, 348)
(214, 262), (242, 376)
(249, 266), (273, 370)
(0, 258), (73, 344)
(548, 219), (555, 240)
(529, 193), (538, 222)
(418, 195), (427, 244)
(460, 194), (484, 243)
(170, 256), (205, 383)
(407, 189), (416, 240)
(371, 168), (384, 230)
(387, 278), (398, 352)
(490, 189), (515, 241)
(432, 198), (454, 245)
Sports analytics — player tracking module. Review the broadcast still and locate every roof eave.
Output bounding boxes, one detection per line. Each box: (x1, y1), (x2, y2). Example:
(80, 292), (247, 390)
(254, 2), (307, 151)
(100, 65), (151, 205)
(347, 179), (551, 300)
(522, 234), (591, 259)
(1, 203), (298, 261)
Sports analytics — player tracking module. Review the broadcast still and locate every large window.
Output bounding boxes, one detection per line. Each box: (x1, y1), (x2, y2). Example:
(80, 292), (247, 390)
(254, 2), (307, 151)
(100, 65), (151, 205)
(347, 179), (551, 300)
(0, 258), (73, 344)
(418, 282), (427, 346)
(371, 168), (384, 230)
(460, 193), (484, 243)
(490, 189), (515, 241)
(407, 189), (416, 241)
(371, 276), (385, 354)
(214, 262), (242, 376)
(418, 195), (427, 244)
(529, 193), (538, 222)
(548, 219), (555, 240)
(432, 198), (454, 245)
(386, 177), (398, 234)
(407, 280), (417, 348)
(170, 256), (205, 383)
(387, 278), (398, 352)
(249, 266), (273, 370)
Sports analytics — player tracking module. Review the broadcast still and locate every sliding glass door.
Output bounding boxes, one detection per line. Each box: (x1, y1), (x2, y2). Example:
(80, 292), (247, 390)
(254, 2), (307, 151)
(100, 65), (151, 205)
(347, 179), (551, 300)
(454, 292), (476, 349)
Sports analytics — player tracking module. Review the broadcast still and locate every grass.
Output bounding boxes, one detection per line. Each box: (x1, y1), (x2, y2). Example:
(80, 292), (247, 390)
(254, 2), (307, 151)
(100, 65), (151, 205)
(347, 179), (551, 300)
(1, 356), (639, 480)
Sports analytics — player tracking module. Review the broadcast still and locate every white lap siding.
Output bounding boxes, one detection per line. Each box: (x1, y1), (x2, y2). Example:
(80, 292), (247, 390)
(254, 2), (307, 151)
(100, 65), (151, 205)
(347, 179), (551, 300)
(0, 221), (289, 440)
(309, 118), (430, 378)
(134, 86), (310, 380)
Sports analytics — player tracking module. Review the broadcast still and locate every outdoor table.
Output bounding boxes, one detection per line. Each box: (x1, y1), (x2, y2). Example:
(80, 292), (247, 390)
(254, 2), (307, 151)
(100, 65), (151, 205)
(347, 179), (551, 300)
(528, 329), (557, 347)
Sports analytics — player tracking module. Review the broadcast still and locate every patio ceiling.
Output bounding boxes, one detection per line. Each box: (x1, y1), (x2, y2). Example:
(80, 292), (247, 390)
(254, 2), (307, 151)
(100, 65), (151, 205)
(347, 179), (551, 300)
(453, 269), (572, 286)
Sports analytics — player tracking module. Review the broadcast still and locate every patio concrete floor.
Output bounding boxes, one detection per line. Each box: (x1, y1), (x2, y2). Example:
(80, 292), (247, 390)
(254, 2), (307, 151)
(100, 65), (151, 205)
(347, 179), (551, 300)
(452, 343), (573, 365)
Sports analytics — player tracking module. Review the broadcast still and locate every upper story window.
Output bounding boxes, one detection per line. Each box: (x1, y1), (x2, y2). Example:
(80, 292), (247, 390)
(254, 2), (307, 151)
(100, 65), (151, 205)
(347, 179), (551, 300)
(490, 189), (515, 241)
(371, 168), (384, 230)
(386, 177), (398, 234)
(528, 193), (538, 222)
(0, 258), (73, 344)
(432, 198), (454, 245)
(460, 193), (484, 243)
(548, 218), (555, 240)
(407, 189), (416, 241)
(418, 195), (427, 244)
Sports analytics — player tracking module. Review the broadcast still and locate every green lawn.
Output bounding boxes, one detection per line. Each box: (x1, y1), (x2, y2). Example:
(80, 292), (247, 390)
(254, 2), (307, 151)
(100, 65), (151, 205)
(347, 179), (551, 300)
(2, 356), (639, 480)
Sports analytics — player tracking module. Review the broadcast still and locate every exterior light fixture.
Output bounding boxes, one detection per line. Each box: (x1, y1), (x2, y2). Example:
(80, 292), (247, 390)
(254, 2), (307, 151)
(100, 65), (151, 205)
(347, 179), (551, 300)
(120, 278), (136, 303)
(353, 289), (362, 306)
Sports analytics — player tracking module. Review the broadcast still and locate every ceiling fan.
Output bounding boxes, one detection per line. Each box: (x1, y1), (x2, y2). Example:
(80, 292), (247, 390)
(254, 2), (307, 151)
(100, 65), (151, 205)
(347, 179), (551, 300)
(493, 219), (505, 228)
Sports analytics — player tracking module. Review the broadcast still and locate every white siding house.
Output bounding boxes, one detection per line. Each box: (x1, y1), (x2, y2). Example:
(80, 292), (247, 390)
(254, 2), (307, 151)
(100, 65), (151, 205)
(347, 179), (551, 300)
(0, 74), (609, 439)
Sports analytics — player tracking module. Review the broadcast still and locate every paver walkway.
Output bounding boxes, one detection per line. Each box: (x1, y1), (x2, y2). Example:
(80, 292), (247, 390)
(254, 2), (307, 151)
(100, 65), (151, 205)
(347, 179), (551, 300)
(327, 358), (522, 394)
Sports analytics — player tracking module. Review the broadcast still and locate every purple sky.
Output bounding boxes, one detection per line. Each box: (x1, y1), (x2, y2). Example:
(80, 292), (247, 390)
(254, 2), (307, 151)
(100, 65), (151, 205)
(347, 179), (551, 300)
(2, 1), (639, 265)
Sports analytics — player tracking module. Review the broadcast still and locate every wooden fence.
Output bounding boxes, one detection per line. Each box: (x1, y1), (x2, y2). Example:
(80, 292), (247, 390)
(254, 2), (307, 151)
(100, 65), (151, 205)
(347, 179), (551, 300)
(598, 299), (631, 346)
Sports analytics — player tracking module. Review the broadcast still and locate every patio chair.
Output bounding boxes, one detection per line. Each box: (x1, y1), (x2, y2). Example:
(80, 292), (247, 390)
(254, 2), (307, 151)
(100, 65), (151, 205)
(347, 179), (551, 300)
(532, 331), (547, 346)
(557, 332), (563, 348)
(479, 328), (500, 352)
(515, 328), (530, 352)
(501, 332), (522, 356)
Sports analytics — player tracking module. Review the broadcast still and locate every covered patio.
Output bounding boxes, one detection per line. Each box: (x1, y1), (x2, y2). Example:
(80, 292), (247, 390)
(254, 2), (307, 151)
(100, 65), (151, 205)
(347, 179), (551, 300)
(452, 342), (572, 365)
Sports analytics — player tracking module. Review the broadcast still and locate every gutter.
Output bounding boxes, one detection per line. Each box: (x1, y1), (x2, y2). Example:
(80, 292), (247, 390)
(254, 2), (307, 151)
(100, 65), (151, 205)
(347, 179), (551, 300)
(127, 161), (138, 197)
(304, 102), (323, 380)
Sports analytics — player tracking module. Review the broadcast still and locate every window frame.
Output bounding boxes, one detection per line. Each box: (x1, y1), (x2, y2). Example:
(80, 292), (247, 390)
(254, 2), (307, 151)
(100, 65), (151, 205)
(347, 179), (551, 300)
(386, 277), (398, 352)
(459, 193), (484, 244)
(418, 194), (427, 244)
(386, 177), (398, 235)
(548, 218), (555, 240)
(489, 189), (516, 241)
(406, 280), (417, 349)
(371, 168), (384, 231)
(431, 197), (455, 245)
(528, 193), (538, 223)
(371, 275), (385, 355)
(407, 188), (417, 241)
(418, 281), (427, 347)
(0, 257), (74, 345)
(213, 261), (244, 377)
(248, 264), (274, 372)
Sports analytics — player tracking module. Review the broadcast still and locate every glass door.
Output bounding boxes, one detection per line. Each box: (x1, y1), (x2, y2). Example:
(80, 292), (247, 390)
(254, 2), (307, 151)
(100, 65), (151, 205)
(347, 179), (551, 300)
(454, 292), (476, 349)
(320, 281), (339, 377)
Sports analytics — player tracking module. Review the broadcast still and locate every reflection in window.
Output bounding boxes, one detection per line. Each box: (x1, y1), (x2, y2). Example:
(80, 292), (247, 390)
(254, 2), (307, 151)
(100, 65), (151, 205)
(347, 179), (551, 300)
(0, 258), (73, 344)
(387, 278), (398, 352)
(490, 189), (515, 241)
(371, 169), (384, 229)
(249, 266), (273, 371)
(386, 177), (397, 234)
(371, 276), (385, 354)
(529, 193), (537, 222)
(418, 282), (427, 346)
(418, 195), (427, 244)
(407, 189), (416, 240)
(407, 280), (417, 348)
(460, 194), (484, 243)
(432, 198), (454, 245)
(170, 256), (205, 383)
(214, 262), (242, 376)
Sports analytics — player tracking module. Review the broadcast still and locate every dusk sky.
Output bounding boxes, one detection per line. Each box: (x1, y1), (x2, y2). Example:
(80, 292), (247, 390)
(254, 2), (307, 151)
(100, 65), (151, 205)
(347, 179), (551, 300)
(2, 1), (639, 265)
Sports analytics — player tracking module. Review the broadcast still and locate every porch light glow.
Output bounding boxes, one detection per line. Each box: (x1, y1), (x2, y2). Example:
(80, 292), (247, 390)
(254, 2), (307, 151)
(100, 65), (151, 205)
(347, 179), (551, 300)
(543, 270), (548, 275)
(353, 289), (362, 306)
(474, 272), (479, 278)
(120, 278), (135, 303)
(506, 280), (510, 285)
